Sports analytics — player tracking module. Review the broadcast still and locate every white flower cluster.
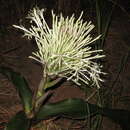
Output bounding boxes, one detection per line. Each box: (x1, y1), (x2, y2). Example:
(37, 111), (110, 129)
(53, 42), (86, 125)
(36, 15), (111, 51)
(14, 7), (105, 88)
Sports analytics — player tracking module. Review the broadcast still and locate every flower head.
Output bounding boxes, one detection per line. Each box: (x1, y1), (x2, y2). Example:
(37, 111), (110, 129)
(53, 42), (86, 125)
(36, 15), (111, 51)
(14, 7), (105, 88)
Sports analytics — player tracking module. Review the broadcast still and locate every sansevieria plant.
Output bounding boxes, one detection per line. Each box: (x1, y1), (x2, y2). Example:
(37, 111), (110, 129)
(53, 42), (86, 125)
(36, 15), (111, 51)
(1, 7), (129, 130)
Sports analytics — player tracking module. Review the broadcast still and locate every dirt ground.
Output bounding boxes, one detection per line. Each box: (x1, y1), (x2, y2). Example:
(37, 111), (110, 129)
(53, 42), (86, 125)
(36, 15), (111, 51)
(0, 3), (130, 130)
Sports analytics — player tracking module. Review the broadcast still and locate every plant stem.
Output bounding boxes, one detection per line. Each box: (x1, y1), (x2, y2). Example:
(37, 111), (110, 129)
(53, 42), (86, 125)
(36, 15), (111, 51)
(34, 90), (53, 113)
(32, 65), (48, 114)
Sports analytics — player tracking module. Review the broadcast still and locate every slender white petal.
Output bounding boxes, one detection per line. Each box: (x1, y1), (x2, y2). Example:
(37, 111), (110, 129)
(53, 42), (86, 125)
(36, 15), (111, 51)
(14, 7), (105, 88)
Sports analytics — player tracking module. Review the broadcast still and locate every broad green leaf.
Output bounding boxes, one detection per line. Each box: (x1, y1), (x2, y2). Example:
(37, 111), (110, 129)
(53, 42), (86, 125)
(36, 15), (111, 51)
(0, 67), (33, 116)
(35, 98), (100, 120)
(35, 98), (130, 130)
(5, 111), (30, 130)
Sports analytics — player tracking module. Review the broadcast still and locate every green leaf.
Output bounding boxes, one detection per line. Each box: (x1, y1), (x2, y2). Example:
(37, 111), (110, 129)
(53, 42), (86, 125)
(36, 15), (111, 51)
(35, 98), (100, 120)
(96, 0), (116, 48)
(5, 111), (30, 130)
(0, 67), (33, 116)
(35, 98), (130, 130)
